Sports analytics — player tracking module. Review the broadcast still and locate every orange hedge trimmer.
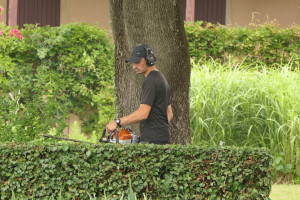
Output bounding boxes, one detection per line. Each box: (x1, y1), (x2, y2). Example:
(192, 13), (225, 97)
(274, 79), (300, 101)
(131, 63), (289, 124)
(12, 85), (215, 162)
(43, 128), (140, 144)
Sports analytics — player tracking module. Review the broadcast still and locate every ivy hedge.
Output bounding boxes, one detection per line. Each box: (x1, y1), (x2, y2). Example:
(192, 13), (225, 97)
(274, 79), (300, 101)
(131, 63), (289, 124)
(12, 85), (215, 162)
(0, 143), (273, 199)
(185, 21), (300, 67)
(0, 23), (115, 143)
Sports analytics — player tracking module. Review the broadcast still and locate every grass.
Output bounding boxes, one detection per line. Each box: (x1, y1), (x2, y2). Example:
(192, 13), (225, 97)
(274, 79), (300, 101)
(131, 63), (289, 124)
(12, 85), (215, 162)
(190, 59), (300, 183)
(270, 184), (300, 200)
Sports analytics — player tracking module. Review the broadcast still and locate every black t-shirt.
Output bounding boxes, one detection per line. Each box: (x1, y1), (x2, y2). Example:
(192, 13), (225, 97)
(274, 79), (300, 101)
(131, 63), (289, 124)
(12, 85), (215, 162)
(140, 71), (171, 144)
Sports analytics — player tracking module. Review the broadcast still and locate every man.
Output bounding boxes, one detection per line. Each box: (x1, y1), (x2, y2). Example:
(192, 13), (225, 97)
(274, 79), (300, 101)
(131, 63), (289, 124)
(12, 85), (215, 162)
(106, 44), (173, 144)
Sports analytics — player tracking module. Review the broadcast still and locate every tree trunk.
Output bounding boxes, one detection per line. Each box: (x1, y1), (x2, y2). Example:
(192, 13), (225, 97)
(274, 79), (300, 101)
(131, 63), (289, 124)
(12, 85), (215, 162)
(109, 0), (191, 144)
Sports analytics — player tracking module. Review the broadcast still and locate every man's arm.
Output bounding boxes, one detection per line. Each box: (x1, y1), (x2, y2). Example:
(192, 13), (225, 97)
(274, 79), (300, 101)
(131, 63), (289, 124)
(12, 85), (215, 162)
(167, 104), (173, 123)
(106, 104), (151, 132)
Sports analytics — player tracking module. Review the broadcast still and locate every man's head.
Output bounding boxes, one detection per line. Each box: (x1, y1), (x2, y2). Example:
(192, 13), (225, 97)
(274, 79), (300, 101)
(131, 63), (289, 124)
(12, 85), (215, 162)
(125, 44), (157, 67)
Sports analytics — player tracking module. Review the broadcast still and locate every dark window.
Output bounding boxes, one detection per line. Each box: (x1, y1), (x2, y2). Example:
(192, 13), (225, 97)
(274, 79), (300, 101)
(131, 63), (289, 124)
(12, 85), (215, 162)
(17, 0), (60, 28)
(195, 0), (226, 24)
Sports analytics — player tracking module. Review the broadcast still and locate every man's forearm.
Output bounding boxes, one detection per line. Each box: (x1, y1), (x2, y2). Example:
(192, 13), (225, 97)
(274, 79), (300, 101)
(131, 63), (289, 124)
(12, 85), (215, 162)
(167, 105), (173, 123)
(106, 104), (151, 132)
(167, 114), (173, 123)
(120, 111), (146, 126)
(119, 104), (151, 126)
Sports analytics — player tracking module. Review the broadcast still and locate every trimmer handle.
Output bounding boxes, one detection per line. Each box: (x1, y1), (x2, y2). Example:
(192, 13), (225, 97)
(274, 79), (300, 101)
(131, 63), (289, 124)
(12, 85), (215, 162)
(99, 128), (119, 143)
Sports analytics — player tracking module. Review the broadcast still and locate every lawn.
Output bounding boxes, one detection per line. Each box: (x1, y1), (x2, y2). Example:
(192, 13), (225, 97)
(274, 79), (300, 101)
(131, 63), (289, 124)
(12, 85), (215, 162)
(270, 185), (300, 200)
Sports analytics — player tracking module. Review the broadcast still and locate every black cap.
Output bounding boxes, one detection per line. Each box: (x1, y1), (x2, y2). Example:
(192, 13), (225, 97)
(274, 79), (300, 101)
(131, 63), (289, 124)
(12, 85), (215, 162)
(125, 44), (151, 63)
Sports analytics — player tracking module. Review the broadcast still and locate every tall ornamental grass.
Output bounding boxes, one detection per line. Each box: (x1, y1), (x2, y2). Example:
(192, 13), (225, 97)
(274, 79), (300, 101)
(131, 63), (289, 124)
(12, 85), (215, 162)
(190, 59), (300, 183)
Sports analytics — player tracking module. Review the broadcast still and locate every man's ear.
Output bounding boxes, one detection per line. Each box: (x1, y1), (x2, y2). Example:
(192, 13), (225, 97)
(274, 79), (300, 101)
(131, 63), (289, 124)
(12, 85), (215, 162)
(141, 58), (150, 67)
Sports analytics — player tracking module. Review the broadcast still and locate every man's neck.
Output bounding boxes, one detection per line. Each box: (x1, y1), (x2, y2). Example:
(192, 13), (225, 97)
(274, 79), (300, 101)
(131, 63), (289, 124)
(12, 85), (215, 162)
(144, 66), (158, 77)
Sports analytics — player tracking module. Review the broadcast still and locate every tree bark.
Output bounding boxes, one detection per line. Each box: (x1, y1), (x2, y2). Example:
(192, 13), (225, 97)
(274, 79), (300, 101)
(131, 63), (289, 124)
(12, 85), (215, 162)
(109, 0), (191, 144)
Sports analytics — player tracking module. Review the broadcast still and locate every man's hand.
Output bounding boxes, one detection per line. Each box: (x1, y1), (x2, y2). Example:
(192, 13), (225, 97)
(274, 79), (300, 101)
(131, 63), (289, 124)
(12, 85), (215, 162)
(106, 121), (118, 132)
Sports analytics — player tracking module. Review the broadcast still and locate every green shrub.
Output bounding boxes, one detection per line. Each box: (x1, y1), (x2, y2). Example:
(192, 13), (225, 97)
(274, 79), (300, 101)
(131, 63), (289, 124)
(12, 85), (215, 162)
(0, 23), (115, 142)
(190, 59), (300, 183)
(0, 24), (22, 84)
(0, 143), (272, 199)
(185, 21), (300, 68)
